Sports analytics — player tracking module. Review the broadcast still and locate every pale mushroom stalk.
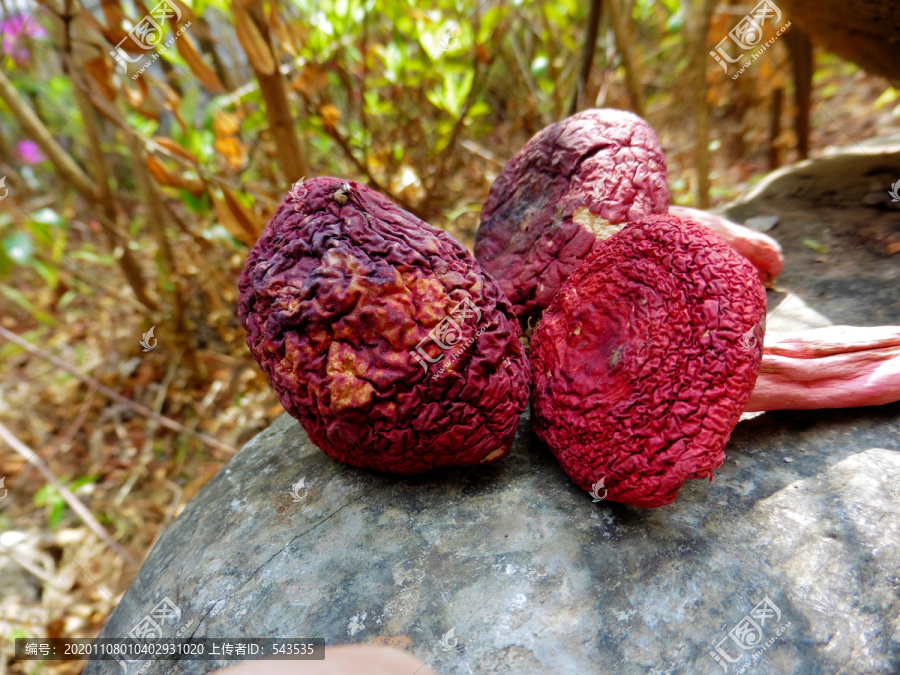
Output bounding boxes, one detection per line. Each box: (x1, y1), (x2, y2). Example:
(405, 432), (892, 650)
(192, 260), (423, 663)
(746, 325), (900, 411)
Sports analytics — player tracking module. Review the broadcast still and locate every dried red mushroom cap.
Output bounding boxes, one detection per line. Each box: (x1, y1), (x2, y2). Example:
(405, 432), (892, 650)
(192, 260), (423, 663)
(474, 108), (669, 319)
(669, 206), (784, 286)
(238, 177), (530, 474)
(531, 214), (767, 508)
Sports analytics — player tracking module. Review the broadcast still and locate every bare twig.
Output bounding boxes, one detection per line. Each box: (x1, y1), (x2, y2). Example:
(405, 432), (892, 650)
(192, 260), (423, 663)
(606, 0), (645, 117)
(785, 25), (813, 160)
(236, 0), (309, 186)
(689, 0), (717, 208)
(115, 358), (180, 507)
(42, 359), (104, 459)
(323, 124), (423, 217)
(508, 33), (545, 125)
(0, 420), (139, 568)
(768, 86), (784, 169)
(568, 0), (604, 116)
(0, 325), (237, 456)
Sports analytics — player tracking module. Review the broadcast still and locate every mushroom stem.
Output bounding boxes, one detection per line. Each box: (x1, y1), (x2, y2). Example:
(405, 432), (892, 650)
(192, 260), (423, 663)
(745, 326), (900, 411)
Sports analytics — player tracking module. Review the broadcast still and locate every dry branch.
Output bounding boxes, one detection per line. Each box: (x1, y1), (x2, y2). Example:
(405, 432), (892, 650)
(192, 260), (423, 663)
(0, 420), (139, 568)
(606, 0), (645, 117)
(0, 325), (236, 456)
(568, 0), (604, 116)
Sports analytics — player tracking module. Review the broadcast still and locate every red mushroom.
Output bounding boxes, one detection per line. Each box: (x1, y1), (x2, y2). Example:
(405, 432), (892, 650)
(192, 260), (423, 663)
(531, 213), (766, 508)
(474, 110), (787, 321)
(668, 206), (784, 286)
(238, 177), (530, 474)
(474, 108), (670, 319)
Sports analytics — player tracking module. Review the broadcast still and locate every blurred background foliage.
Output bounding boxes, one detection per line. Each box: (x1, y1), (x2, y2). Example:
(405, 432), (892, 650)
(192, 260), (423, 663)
(0, 0), (898, 669)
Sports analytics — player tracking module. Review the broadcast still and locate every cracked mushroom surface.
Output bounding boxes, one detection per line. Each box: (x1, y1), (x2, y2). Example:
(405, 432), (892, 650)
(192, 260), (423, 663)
(531, 214), (767, 508)
(474, 108), (670, 319)
(238, 177), (529, 473)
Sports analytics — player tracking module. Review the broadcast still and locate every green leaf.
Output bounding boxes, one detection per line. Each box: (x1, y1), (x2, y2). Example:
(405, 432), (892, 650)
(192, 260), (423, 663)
(874, 87), (898, 110)
(34, 484), (60, 507)
(0, 245), (12, 277)
(58, 288), (79, 309)
(3, 232), (33, 264)
(48, 500), (67, 527)
(0, 284), (58, 325)
(71, 474), (100, 491)
(445, 202), (482, 222)
(803, 239), (831, 255)
(70, 250), (116, 265)
(30, 208), (63, 227)
(31, 259), (58, 290)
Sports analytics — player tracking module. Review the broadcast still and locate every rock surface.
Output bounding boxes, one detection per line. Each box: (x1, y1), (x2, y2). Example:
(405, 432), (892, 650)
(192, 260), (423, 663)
(87, 147), (900, 675)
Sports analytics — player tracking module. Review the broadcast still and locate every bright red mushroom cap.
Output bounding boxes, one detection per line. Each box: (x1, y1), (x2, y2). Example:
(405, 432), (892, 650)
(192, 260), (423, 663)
(531, 214), (767, 507)
(238, 177), (530, 474)
(474, 108), (670, 319)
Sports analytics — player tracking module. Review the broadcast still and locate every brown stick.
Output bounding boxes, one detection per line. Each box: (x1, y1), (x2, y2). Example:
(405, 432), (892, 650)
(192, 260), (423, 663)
(0, 420), (139, 568)
(785, 26), (813, 160)
(746, 326), (900, 412)
(238, 0), (309, 185)
(568, 0), (604, 116)
(768, 87), (783, 170)
(322, 124), (422, 217)
(606, 0), (645, 117)
(688, 0), (717, 209)
(0, 325), (236, 455)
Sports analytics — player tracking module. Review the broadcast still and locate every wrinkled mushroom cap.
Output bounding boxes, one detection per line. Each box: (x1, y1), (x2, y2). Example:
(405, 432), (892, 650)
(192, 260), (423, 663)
(531, 214), (767, 507)
(474, 108), (669, 319)
(239, 177), (530, 474)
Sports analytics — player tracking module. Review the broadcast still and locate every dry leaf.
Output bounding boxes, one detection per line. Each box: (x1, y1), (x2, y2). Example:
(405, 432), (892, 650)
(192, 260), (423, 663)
(213, 111), (241, 137)
(90, 0), (143, 56)
(151, 136), (200, 164)
(214, 136), (248, 169)
(210, 188), (255, 246)
(174, 31), (225, 93)
(153, 76), (189, 132)
(85, 56), (116, 101)
(233, 2), (276, 76)
(146, 155), (205, 194)
(209, 187), (262, 245)
(292, 63), (329, 97)
(269, 1), (296, 57)
(286, 20), (308, 46)
(122, 78), (157, 119)
(99, 0), (129, 34)
(223, 187), (263, 239)
(320, 103), (341, 133)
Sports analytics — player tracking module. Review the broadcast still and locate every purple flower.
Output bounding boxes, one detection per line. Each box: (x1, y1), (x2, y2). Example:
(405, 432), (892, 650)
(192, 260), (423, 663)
(17, 139), (47, 165)
(1, 14), (47, 65)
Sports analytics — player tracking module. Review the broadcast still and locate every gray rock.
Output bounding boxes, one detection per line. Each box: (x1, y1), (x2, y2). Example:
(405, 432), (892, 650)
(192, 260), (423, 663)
(88, 149), (900, 675)
(743, 215), (779, 232)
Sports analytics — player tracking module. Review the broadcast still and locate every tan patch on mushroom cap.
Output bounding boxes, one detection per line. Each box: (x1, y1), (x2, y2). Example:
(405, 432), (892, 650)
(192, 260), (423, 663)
(573, 206), (624, 240)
